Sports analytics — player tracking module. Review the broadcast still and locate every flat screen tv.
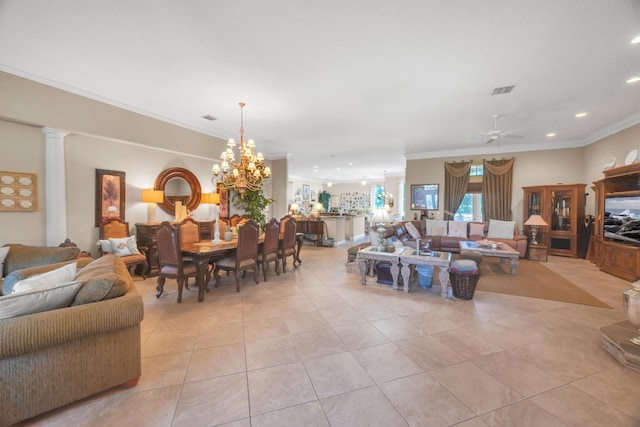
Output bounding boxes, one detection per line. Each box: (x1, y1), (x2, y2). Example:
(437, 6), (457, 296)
(603, 195), (640, 245)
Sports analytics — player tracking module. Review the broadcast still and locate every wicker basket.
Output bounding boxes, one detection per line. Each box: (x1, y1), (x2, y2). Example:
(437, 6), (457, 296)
(449, 271), (480, 300)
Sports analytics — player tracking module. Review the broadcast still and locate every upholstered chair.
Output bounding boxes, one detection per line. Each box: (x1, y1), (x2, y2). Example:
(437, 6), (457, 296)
(213, 219), (260, 292)
(155, 221), (197, 303)
(99, 218), (148, 279)
(257, 218), (281, 281)
(278, 216), (298, 273)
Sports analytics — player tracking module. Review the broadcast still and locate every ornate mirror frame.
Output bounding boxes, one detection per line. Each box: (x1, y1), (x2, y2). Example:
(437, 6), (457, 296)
(154, 167), (202, 215)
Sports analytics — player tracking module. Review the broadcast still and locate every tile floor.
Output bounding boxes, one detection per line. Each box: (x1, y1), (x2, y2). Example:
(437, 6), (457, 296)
(16, 244), (640, 427)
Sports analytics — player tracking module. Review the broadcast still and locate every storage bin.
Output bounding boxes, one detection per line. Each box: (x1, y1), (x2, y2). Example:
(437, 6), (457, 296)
(416, 265), (434, 288)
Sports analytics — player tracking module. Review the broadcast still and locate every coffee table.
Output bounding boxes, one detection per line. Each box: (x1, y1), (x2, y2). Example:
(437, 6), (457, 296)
(400, 249), (452, 296)
(357, 245), (411, 288)
(459, 241), (519, 275)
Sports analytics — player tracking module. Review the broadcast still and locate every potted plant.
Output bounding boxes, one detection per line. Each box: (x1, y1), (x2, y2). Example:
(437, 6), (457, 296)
(319, 190), (331, 211)
(232, 189), (274, 230)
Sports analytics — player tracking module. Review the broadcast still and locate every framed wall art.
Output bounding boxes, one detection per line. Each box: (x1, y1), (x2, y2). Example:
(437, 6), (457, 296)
(411, 184), (439, 210)
(95, 169), (125, 226)
(0, 170), (38, 211)
(302, 184), (310, 200)
(216, 182), (230, 218)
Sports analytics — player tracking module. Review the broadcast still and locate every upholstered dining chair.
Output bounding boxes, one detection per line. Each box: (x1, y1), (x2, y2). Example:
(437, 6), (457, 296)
(278, 216), (298, 273)
(257, 218), (281, 281)
(99, 218), (148, 279)
(156, 221), (198, 303)
(213, 219), (260, 292)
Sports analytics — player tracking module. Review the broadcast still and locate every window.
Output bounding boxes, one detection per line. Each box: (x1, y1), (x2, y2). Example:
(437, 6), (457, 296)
(455, 193), (483, 222)
(470, 164), (484, 176)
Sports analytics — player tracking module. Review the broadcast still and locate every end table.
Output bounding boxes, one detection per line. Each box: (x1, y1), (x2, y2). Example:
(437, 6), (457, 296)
(528, 244), (548, 262)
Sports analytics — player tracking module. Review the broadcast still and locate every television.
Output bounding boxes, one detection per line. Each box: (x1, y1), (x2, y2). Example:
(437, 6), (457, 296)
(603, 195), (640, 245)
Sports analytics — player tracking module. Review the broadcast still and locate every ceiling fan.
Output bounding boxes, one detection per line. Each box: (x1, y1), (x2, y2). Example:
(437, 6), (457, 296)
(472, 114), (524, 144)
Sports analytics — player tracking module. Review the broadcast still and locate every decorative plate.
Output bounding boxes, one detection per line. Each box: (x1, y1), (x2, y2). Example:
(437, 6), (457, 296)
(625, 149), (639, 165)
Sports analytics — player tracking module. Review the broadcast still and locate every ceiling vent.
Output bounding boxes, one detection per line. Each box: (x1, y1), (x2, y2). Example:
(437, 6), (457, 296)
(202, 114), (218, 121)
(491, 85), (515, 95)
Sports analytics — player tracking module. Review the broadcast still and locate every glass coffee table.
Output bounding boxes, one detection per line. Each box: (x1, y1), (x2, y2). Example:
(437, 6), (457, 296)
(459, 241), (519, 275)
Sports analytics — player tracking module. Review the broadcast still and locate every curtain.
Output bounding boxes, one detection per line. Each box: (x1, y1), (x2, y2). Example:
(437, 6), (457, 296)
(482, 158), (514, 221)
(444, 161), (471, 220)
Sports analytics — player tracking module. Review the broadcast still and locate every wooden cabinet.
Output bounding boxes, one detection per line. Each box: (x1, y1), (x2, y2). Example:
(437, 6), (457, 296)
(523, 184), (586, 257)
(592, 163), (640, 281)
(297, 220), (324, 245)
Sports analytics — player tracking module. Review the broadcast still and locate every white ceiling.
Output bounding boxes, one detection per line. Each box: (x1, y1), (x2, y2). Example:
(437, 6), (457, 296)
(1, 1), (639, 184)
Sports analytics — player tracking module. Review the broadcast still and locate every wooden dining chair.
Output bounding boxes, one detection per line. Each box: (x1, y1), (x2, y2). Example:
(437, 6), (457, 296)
(156, 221), (197, 303)
(278, 216), (298, 273)
(257, 218), (281, 281)
(213, 219), (260, 292)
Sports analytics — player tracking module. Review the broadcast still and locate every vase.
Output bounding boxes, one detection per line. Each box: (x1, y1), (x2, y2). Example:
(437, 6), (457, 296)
(622, 281), (640, 345)
(224, 226), (233, 241)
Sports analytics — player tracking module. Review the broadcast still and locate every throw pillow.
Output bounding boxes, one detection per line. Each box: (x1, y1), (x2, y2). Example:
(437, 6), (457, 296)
(426, 219), (448, 236)
(108, 236), (140, 257)
(448, 221), (468, 238)
(487, 219), (516, 239)
(0, 246), (9, 278)
(404, 222), (422, 239)
(432, 226), (447, 236)
(97, 239), (113, 254)
(0, 280), (82, 319)
(11, 262), (78, 293)
(73, 255), (130, 305)
(469, 222), (486, 238)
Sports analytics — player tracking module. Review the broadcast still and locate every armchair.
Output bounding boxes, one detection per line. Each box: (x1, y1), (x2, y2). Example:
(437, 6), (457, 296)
(99, 218), (148, 279)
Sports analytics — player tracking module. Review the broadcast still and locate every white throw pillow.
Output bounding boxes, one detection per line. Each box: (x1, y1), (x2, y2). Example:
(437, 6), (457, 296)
(108, 236), (140, 257)
(448, 221), (468, 238)
(0, 246), (9, 279)
(97, 239), (113, 254)
(487, 219), (516, 239)
(0, 280), (82, 319)
(404, 222), (422, 239)
(426, 220), (448, 236)
(12, 262), (78, 293)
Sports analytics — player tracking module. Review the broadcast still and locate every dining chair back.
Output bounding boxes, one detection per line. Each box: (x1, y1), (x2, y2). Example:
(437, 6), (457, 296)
(178, 217), (200, 247)
(278, 216), (298, 272)
(258, 218), (281, 281)
(156, 221), (197, 302)
(213, 219), (260, 292)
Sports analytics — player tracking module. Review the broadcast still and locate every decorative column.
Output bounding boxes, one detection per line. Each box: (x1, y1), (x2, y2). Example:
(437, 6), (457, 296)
(42, 127), (68, 246)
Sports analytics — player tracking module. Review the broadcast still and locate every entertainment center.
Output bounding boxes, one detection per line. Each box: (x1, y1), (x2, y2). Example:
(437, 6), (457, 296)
(592, 163), (640, 281)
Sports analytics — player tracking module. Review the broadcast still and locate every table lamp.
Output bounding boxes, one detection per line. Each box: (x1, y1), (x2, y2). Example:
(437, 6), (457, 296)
(201, 193), (222, 242)
(290, 203), (299, 216)
(524, 214), (548, 245)
(370, 207), (392, 252)
(141, 189), (164, 222)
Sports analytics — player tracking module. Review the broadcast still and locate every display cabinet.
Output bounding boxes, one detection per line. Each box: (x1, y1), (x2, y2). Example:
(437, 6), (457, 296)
(523, 184), (586, 257)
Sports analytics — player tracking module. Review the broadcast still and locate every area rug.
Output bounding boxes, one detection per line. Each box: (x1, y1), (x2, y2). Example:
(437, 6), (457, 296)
(473, 259), (611, 308)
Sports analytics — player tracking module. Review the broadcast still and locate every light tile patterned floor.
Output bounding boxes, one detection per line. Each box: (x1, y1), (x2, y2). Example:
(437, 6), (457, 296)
(16, 244), (640, 426)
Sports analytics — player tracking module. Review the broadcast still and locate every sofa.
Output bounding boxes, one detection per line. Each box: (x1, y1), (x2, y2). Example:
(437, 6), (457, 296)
(386, 219), (528, 258)
(0, 254), (144, 426)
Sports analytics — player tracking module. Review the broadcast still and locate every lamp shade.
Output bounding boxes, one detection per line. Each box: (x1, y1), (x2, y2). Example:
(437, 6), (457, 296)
(201, 193), (221, 205)
(370, 207), (391, 224)
(142, 189), (164, 203)
(524, 214), (548, 227)
(290, 203), (299, 212)
(313, 202), (324, 212)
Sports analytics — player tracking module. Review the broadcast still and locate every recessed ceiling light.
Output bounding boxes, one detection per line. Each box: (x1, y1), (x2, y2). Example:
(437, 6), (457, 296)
(546, 133), (556, 137)
(348, 162), (353, 166)
(336, 167), (341, 171)
(575, 112), (588, 118)
(627, 76), (640, 84)
(631, 35), (640, 44)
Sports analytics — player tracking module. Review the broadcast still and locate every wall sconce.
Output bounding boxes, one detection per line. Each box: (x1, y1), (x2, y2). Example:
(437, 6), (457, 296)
(141, 189), (164, 222)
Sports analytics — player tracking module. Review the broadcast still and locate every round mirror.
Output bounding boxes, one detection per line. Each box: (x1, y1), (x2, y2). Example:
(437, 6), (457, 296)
(154, 167), (202, 215)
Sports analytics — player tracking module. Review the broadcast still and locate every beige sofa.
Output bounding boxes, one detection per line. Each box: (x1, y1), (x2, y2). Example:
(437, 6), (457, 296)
(388, 219), (528, 258)
(0, 254), (144, 426)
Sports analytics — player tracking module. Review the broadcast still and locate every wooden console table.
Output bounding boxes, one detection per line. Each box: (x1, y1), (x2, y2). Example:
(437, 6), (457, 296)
(296, 220), (324, 246)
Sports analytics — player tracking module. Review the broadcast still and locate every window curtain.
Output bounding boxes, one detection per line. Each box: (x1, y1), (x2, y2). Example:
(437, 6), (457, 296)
(482, 158), (514, 221)
(444, 161), (471, 220)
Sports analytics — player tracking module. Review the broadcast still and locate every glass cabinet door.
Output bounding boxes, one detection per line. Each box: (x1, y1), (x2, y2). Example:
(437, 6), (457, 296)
(551, 190), (572, 232)
(527, 190), (543, 216)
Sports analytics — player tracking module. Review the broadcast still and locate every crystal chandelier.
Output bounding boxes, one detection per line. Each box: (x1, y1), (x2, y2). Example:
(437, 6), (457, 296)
(212, 102), (271, 194)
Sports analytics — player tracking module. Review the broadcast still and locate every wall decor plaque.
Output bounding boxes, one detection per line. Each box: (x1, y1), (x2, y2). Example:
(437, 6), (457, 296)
(0, 170), (38, 211)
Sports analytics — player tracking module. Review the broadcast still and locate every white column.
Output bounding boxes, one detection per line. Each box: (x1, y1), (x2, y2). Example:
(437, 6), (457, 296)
(42, 127), (69, 246)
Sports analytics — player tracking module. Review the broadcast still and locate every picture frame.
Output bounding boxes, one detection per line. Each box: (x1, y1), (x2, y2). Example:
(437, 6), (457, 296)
(410, 184), (439, 210)
(0, 170), (38, 211)
(95, 169), (125, 227)
(216, 182), (230, 218)
(302, 184), (310, 200)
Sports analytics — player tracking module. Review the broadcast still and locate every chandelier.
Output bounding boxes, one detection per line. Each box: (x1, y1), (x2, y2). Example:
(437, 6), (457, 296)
(212, 102), (271, 194)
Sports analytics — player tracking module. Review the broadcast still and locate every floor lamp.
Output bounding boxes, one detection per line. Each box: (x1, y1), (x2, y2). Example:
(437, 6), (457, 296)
(141, 189), (164, 223)
(201, 193), (222, 242)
